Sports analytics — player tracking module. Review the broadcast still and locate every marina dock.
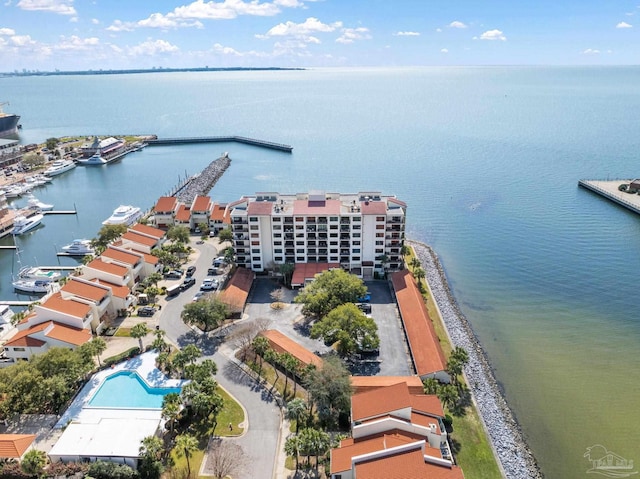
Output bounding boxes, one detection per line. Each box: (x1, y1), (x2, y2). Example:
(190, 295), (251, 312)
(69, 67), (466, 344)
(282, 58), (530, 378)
(578, 179), (640, 214)
(147, 136), (293, 152)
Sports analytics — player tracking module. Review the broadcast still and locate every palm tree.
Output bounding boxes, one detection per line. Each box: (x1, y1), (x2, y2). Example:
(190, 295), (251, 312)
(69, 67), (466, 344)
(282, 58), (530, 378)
(409, 256), (421, 270)
(286, 397), (307, 435)
(175, 433), (199, 477)
(139, 435), (164, 462)
(130, 323), (150, 351)
(423, 377), (440, 395)
(162, 392), (181, 434)
(251, 336), (270, 378)
(90, 337), (107, 366)
(279, 352), (296, 398)
(413, 266), (426, 283)
(284, 435), (301, 471)
(21, 449), (46, 477)
(264, 349), (280, 387)
(437, 384), (459, 411)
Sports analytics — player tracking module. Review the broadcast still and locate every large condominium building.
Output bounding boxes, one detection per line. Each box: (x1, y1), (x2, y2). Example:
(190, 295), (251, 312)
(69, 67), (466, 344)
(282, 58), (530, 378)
(228, 191), (407, 277)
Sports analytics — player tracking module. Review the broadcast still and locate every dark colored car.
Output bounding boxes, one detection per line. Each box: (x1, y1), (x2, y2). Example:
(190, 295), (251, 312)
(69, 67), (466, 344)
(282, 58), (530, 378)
(357, 302), (372, 314)
(138, 306), (157, 317)
(207, 267), (219, 276)
(186, 266), (196, 277)
(181, 276), (196, 290)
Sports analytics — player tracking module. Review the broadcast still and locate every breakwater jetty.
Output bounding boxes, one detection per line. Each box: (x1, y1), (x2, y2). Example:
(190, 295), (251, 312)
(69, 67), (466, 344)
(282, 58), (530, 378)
(147, 136), (293, 152)
(578, 179), (640, 214)
(175, 154), (231, 203)
(409, 240), (542, 479)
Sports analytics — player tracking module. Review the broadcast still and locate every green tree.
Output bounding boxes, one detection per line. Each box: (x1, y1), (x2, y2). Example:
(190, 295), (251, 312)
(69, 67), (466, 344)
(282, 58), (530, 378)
(284, 434), (301, 471)
(184, 359), (217, 383)
(21, 449), (46, 477)
(181, 297), (228, 333)
(130, 323), (150, 350)
(264, 348), (280, 387)
(144, 272), (163, 288)
(151, 329), (168, 352)
(423, 377), (440, 395)
(304, 356), (352, 429)
(91, 224), (128, 253)
(151, 247), (181, 270)
(89, 337), (107, 366)
(310, 303), (380, 357)
(437, 384), (460, 411)
(297, 427), (330, 473)
(217, 227), (233, 243)
(223, 246), (235, 264)
(278, 262), (295, 288)
(167, 225), (190, 244)
(251, 336), (270, 377)
(139, 435), (164, 479)
(198, 222), (210, 239)
(286, 397), (308, 435)
(281, 352), (300, 398)
(409, 257), (421, 270)
(45, 137), (58, 150)
(22, 152), (45, 169)
(413, 267), (426, 284)
(143, 286), (160, 304)
(162, 392), (181, 434)
(294, 269), (367, 318)
(175, 434), (199, 477)
(447, 346), (469, 386)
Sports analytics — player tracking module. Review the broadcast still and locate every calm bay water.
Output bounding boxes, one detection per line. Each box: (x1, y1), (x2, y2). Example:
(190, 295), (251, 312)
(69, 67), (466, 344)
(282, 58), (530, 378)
(2, 67), (640, 478)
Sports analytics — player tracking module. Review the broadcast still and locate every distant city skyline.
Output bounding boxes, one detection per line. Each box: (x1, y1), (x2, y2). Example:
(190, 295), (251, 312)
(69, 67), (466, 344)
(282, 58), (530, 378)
(1, 0), (639, 71)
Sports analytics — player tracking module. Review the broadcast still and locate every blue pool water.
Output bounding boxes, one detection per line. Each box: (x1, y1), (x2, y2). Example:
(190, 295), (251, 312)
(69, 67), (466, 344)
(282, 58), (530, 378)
(88, 371), (182, 409)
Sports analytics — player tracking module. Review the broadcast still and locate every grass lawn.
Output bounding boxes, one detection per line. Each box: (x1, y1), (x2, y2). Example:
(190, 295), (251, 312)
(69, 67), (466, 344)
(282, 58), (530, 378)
(170, 445), (206, 479)
(244, 353), (306, 402)
(405, 246), (502, 479)
(214, 387), (245, 437)
(114, 327), (131, 337)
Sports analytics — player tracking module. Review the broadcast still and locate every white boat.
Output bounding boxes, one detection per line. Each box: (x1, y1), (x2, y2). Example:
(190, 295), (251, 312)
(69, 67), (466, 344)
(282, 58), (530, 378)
(5, 184), (26, 198)
(17, 266), (61, 282)
(78, 153), (106, 166)
(44, 159), (76, 176)
(12, 213), (43, 235)
(102, 205), (142, 225)
(61, 239), (95, 256)
(25, 193), (54, 211)
(12, 278), (51, 294)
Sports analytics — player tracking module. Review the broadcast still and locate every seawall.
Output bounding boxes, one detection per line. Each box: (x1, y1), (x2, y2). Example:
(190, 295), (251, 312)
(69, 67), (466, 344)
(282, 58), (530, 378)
(409, 240), (543, 479)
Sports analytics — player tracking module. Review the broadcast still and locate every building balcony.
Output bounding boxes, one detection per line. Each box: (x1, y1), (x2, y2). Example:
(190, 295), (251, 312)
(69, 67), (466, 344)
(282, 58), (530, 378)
(307, 226), (317, 232)
(232, 219), (248, 225)
(319, 241), (328, 247)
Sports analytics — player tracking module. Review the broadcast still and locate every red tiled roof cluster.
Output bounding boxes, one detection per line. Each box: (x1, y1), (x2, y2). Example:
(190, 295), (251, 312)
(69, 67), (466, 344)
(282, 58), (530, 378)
(219, 267), (255, 313)
(259, 329), (323, 370)
(291, 263), (340, 287)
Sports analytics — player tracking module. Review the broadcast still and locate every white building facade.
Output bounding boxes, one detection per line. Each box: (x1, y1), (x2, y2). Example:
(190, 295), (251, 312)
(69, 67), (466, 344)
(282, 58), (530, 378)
(228, 191), (407, 278)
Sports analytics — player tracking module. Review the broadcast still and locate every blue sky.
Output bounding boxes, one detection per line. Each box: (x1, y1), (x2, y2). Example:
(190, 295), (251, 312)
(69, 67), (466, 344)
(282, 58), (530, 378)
(0, 0), (639, 71)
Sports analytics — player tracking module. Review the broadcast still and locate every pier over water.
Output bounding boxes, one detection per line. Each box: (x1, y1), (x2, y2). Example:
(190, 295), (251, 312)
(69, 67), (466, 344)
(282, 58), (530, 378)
(579, 179), (640, 215)
(146, 136), (293, 152)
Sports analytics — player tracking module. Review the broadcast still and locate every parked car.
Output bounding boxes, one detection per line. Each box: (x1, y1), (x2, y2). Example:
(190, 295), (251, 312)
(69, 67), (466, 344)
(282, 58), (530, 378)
(212, 256), (226, 267)
(186, 266), (196, 277)
(357, 293), (372, 303)
(164, 270), (183, 279)
(181, 276), (196, 290)
(357, 302), (372, 314)
(207, 267), (219, 276)
(192, 291), (205, 302)
(138, 306), (157, 317)
(200, 278), (219, 291)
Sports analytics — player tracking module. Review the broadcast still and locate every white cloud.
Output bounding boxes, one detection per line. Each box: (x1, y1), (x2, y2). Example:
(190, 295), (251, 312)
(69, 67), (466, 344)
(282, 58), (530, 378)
(69, 16), (77, 22)
(257, 17), (341, 44)
(435, 28), (442, 32)
(137, 12), (203, 29)
(16, 0), (76, 15)
(479, 29), (506, 41)
(10, 34), (35, 46)
(394, 31), (420, 36)
(91, 18), (99, 25)
(54, 35), (99, 51)
(336, 26), (371, 44)
(106, 20), (135, 32)
(0, 28), (16, 35)
(212, 42), (242, 55)
(616, 21), (632, 28)
(440, 48), (448, 53)
(582, 48), (600, 54)
(128, 39), (179, 56)
(274, 0), (303, 7)
(171, 0), (280, 20)
(448, 20), (467, 29)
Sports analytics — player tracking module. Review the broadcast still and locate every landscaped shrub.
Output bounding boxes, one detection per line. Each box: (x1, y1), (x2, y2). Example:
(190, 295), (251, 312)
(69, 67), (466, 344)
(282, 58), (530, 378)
(104, 347), (140, 366)
(87, 460), (139, 479)
(46, 461), (89, 477)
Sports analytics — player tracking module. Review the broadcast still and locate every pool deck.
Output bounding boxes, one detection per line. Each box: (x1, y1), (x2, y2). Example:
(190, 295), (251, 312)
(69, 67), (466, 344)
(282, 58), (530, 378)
(56, 350), (187, 429)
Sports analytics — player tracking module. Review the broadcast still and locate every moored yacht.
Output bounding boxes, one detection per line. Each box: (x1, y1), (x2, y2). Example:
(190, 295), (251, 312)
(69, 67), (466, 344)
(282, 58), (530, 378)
(12, 213), (43, 235)
(12, 278), (52, 294)
(17, 266), (61, 282)
(44, 159), (76, 176)
(61, 239), (95, 256)
(77, 153), (106, 165)
(25, 193), (54, 211)
(102, 205), (142, 225)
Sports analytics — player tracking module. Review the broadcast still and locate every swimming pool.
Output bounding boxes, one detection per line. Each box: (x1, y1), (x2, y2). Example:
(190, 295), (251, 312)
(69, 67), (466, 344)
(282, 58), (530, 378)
(88, 371), (182, 409)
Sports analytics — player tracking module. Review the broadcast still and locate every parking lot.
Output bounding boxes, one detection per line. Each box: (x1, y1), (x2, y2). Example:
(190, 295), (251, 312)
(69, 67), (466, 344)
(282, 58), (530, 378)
(245, 278), (413, 377)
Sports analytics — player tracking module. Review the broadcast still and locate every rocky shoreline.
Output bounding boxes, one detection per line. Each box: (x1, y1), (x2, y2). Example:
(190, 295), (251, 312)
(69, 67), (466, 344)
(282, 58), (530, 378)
(409, 240), (543, 479)
(176, 155), (231, 203)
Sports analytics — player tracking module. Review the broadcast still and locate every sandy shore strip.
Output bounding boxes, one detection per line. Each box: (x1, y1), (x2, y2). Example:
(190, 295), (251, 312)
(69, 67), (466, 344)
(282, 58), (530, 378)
(409, 240), (543, 479)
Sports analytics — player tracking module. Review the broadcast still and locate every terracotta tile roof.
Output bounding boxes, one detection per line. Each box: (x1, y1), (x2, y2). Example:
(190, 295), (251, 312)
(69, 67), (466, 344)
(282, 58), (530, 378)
(391, 270), (447, 378)
(411, 411), (442, 434)
(219, 267), (255, 312)
(411, 395), (444, 419)
(102, 247), (142, 266)
(351, 376), (425, 395)
(352, 382), (413, 422)
(360, 201), (387, 215)
(293, 199), (341, 215)
(260, 329), (323, 369)
(86, 258), (128, 277)
(46, 322), (92, 346)
(192, 195), (211, 212)
(61, 278), (110, 302)
(247, 201), (273, 215)
(130, 223), (165, 239)
(91, 279), (130, 299)
(355, 446), (464, 479)
(121, 231), (158, 247)
(175, 204), (191, 222)
(41, 292), (91, 319)
(210, 203), (230, 223)
(0, 434), (36, 458)
(5, 321), (91, 348)
(140, 252), (159, 265)
(331, 432), (424, 474)
(155, 196), (177, 213)
(291, 263), (340, 287)
(388, 197), (407, 208)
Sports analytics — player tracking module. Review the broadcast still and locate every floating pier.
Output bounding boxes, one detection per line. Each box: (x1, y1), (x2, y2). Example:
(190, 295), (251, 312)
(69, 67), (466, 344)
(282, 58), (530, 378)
(43, 209), (77, 215)
(578, 179), (640, 215)
(147, 136), (293, 152)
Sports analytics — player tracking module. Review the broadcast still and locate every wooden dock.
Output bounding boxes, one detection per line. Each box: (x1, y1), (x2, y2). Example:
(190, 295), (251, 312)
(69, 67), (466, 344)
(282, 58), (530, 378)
(578, 179), (640, 215)
(147, 136), (293, 152)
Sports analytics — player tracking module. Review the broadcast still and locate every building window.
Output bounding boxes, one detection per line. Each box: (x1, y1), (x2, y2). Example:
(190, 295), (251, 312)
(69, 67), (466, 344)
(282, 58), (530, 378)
(275, 256), (283, 261)
(330, 216), (338, 222)
(274, 233), (282, 238)
(253, 256), (261, 261)
(353, 241), (361, 246)
(330, 224), (338, 230)
(376, 216), (385, 221)
(13, 347), (25, 352)
(253, 263), (261, 269)
(296, 256), (305, 262)
(296, 249), (305, 253)
(296, 217), (304, 222)
(375, 248), (384, 253)
(273, 217), (281, 222)
(376, 240), (384, 246)
(353, 232), (361, 238)
(376, 224), (385, 229)
(353, 225), (361, 230)
(251, 233), (259, 238)
(275, 248), (282, 253)
(330, 249), (338, 254)
(330, 233), (338, 238)
(252, 249), (260, 253)
(273, 225), (281, 230)
(352, 248), (360, 254)
(250, 217), (258, 222)
(376, 232), (384, 237)
(353, 217), (361, 222)
(296, 241), (304, 246)
(250, 225), (259, 230)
